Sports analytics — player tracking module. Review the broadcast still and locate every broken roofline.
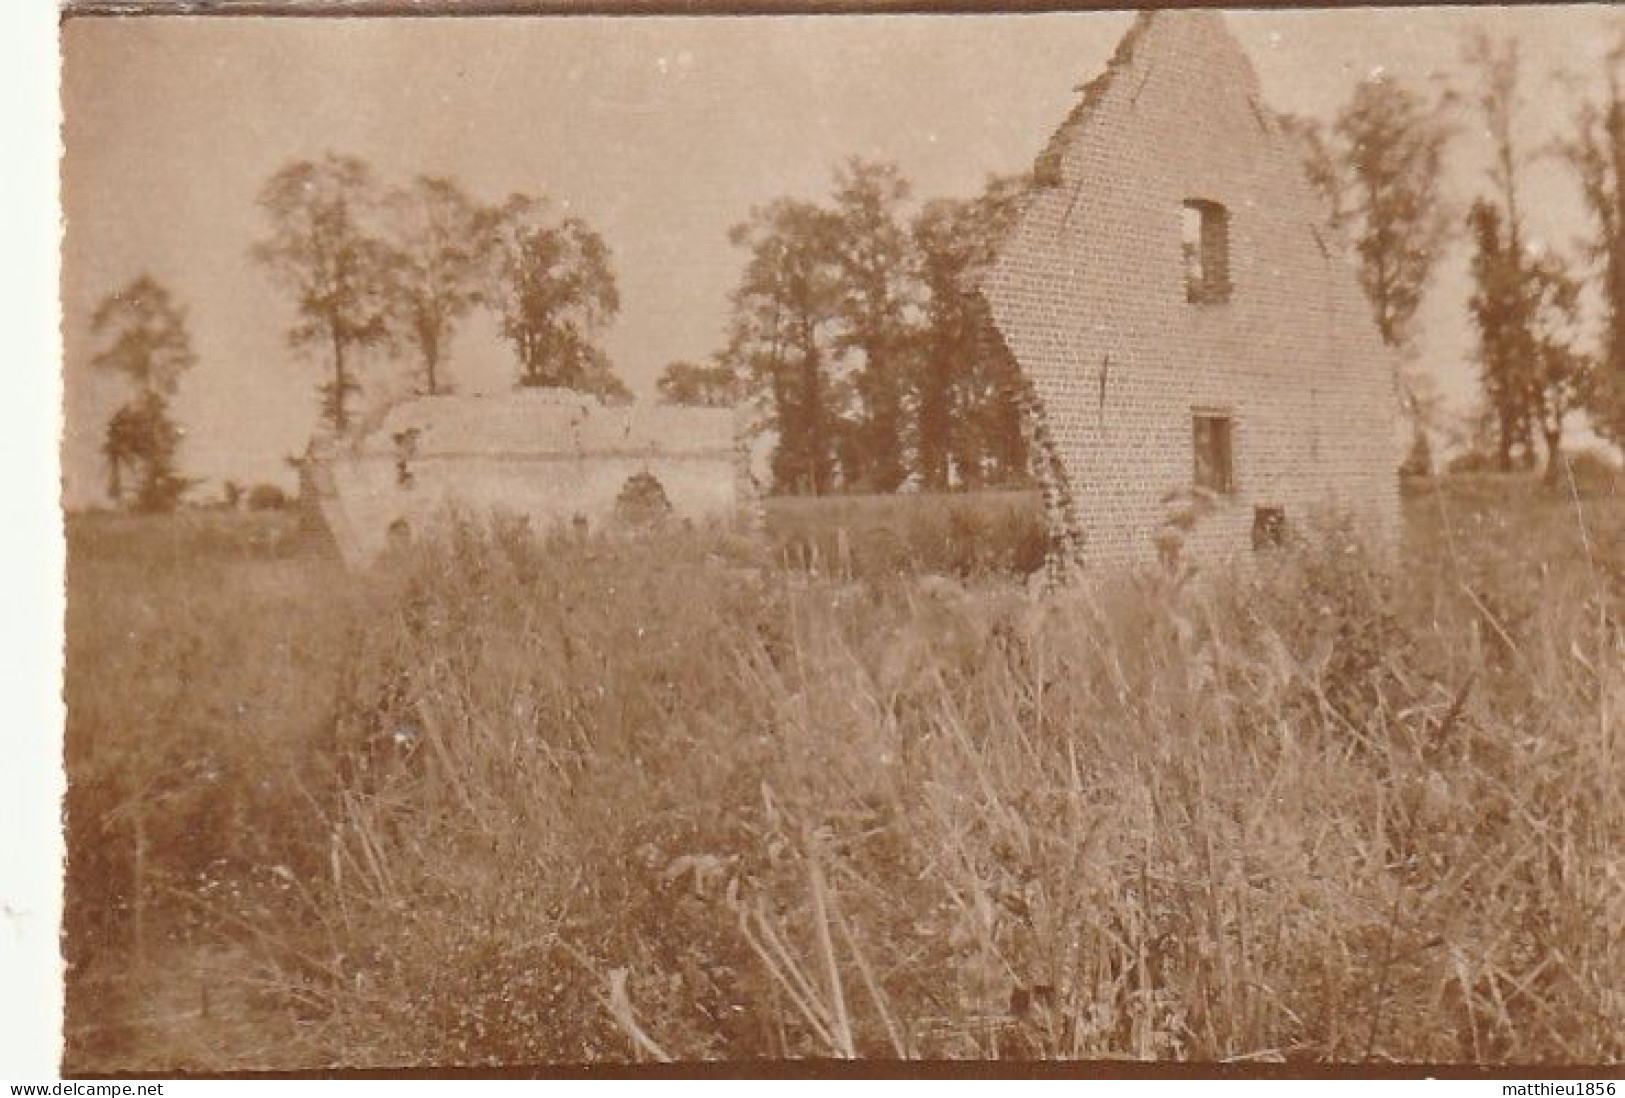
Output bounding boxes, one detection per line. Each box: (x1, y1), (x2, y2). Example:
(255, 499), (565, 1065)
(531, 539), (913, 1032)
(345, 447), (738, 461)
(1031, 9), (1154, 190)
(338, 389), (743, 459)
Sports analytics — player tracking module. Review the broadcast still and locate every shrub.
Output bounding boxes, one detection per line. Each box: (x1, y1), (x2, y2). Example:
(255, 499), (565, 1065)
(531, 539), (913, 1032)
(247, 483), (291, 511)
(1556, 449), (1621, 496)
(764, 490), (1047, 580)
(1445, 450), (1496, 475)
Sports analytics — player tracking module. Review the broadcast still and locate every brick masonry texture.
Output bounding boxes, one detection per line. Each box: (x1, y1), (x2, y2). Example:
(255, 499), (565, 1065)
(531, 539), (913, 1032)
(984, 10), (1403, 575)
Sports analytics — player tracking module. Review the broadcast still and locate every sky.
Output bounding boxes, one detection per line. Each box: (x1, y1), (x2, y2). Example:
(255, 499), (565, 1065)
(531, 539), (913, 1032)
(59, 6), (1621, 507)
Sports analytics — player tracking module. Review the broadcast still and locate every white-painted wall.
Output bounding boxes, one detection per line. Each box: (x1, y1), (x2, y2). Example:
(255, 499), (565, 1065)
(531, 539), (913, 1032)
(317, 452), (738, 568)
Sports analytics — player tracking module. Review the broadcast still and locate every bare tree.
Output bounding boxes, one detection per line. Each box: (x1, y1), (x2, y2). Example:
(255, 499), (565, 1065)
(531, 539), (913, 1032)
(1278, 111), (1348, 230)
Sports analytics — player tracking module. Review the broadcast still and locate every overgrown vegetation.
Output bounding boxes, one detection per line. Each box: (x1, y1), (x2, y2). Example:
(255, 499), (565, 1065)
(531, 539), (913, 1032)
(765, 489), (1047, 579)
(63, 476), (1622, 1070)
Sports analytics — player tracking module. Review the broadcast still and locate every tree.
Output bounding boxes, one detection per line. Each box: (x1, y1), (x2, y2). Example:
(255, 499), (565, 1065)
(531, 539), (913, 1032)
(1467, 199), (1538, 470)
(725, 199), (846, 495)
(101, 398), (173, 510)
(380, 176), (496, 396)
(829, 159), (918, 492)
(488, 194), (624, 395)
(251, 154), (395, 433)
(1278, 112), (1347, 230)
(1324, 76), (1456, 353)
(1291, 77), (1455, 461)
(1462, 32), (1597, 480)
(1523, 250), (1593, 482)
(90, 275), (197, 512)
(1464, 228), (1590, 485)
(1557, 32), (1625, 446)
(90, 274), (197, 401)
(575, 345), (634, 405)
(1463, 34), (1540, 471)
(1465, 34), (1529, 271)
(656, 358), (738, 407)
(912, 174), (1030, 490)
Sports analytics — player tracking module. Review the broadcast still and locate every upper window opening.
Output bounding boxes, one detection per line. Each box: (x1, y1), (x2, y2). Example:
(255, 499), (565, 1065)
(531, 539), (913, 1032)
(1182, 200), (1232, 304)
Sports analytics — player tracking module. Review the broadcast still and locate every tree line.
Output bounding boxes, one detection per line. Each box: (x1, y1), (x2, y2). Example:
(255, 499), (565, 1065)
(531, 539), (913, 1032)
(1460, 32), (1625, 478)
(89, 155), (629, 510)
(674, 29), (1623, 494)
(656, 161), (1030, 495)
(90, 28), (1625, 512)
(1290, 30), (1623, 482)
(250, 155), (630, 431)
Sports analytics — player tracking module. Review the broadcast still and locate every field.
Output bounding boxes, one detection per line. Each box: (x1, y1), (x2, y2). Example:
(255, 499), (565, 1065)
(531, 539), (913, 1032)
(61, 474), (1623, 1070)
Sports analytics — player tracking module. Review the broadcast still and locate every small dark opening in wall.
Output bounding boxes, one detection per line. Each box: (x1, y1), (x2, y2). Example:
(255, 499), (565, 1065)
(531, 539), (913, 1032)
(1252, 506), (1286, 551)
(387, 517), (412, 547)
(392, 428), (420, 489)
(614, 471), (672, 528)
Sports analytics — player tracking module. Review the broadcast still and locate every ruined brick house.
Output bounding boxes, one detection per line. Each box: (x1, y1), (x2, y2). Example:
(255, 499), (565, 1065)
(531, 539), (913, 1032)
(983, 10), (1402, 576)
(306, 389), (750, 568)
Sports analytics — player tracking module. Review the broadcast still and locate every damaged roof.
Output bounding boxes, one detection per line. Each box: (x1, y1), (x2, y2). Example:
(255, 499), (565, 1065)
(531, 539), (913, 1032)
(346, 389), (738, 460)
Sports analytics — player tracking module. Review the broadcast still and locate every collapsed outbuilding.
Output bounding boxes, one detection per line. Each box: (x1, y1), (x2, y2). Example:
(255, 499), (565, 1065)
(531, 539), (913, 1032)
(305, 388), (750, 569)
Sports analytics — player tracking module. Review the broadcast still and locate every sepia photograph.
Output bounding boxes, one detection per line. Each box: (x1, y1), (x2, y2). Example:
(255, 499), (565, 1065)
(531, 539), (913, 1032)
(50, 0), (1624, 1075)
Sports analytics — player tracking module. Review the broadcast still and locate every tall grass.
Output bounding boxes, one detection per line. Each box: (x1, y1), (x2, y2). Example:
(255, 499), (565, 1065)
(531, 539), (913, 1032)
(764, 489), (1048, 578)
(62, 511), (353, 1068)
(62, 477), (1622, 1069)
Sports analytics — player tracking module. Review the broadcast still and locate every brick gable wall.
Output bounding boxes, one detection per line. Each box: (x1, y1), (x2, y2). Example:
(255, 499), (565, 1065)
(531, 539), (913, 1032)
(985, 11), (1402, 574)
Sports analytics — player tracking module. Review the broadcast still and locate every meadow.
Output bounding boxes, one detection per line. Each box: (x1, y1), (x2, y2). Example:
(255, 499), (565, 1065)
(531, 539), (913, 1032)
(61, 473), (1622, 1070)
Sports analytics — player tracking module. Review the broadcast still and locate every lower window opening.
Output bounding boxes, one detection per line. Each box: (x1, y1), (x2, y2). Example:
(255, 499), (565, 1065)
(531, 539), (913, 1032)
(1252, 506), (1286, 551)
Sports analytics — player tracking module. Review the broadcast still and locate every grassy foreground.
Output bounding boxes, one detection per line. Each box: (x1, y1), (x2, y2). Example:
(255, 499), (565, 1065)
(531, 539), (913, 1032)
(62, 476), (1622, 1069)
